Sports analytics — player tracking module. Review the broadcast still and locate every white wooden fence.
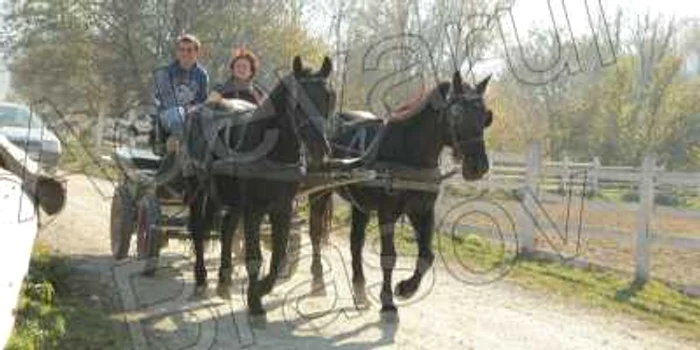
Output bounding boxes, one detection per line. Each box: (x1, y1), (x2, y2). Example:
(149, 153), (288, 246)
(442, 141), (700, 283)
(457, 147), (700, 194)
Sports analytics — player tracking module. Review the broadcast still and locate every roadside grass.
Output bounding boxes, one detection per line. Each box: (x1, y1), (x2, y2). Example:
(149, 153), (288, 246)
(7, 243), (127, 350)
(504, 256), (700, 342)
(685, 195), (700, 210)
(333, 212), (700, 342)
(5, 243), (68, 350)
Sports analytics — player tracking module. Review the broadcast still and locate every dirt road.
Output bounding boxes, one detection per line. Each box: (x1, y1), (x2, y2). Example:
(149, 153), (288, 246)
(37, 175), (698, 349)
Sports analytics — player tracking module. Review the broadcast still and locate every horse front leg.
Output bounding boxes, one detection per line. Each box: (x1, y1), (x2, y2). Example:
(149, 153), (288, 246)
(233, 226), (245, 264)
(350, 206), (370, 308)
(396, 209), (435, 299)
(186, 179), (214, 297)
(259, 204), (292, 296)
(309, 190), (333, 295)
(217, 210), (240, 299)
(244, 207), (266, 317)
(377, 209), (399, 321)
(189, 204), (209, 297)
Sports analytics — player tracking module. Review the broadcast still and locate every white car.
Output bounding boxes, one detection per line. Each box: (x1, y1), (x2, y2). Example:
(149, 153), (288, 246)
(0, 169), (39, 350)
(0, 102), (62, 172)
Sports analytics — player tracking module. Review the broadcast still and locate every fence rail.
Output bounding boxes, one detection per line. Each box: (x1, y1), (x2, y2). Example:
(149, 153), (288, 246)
(442, 149), (699, 193)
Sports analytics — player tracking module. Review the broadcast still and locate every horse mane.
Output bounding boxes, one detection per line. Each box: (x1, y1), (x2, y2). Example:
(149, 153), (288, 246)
(255, 70), (317, 119)
(253, 74), (288, 119)
(387, 82), (450, 122)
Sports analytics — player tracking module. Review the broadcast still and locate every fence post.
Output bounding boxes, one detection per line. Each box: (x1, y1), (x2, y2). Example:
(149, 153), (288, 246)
(520, 140), (541, 255)
(561, 154), (571, 194)
(591, 157), (601, 194)
(635, 155), (656, 283)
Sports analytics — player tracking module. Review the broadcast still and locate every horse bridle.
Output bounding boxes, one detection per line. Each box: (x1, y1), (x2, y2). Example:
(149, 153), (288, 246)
(442, 94), (486, 160)
(282, 75), (334, 157)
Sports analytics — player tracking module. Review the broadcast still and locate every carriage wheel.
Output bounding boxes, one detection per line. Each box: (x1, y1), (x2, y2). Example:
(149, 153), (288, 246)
(136, 194), (162, 275)
(110, 184), (137, 260)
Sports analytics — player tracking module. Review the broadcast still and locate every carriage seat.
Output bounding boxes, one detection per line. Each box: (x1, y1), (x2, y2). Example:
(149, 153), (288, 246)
(150, 98), (258, 157)
(205, 98), (257, 114)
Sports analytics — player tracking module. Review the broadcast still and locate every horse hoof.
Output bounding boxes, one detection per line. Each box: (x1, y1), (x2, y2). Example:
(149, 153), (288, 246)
(248, 312), (267, 328)
(142, 261), (158, 277)
(310, 287), (326, 297)
(353, 295), (370, 310)
(279, 261), (298, 281)
(310, 280), (326, 297)
(193, 284), (208, 298)
(248, 310), (267, 327)
(277, 270), (292, 282)
(353, 285), (369, 309)
(216, 283), (231, 300)
(394, 279), (418, 300)
(380, 306), (399, 323)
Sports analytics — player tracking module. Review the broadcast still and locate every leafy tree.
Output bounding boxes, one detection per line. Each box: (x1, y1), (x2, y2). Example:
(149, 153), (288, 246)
(2, 0), (328, 118)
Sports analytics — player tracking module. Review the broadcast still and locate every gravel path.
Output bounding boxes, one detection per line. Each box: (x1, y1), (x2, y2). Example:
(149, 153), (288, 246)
(37, 175), (699, 350)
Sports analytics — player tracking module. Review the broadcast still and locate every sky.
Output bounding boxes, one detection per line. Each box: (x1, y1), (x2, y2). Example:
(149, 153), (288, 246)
(0, 0), (699, 99)
(461, 0), (699, 78)
(510, 0), (700, 33)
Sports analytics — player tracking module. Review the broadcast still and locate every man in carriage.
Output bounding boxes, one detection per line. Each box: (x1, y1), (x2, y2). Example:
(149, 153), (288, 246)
(150, 33), (209, 181)
(153, 33), (209, 155)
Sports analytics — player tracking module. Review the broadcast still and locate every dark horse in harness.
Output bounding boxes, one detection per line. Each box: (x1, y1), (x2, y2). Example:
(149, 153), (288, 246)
(184, 56), (335, 317)
(309, 71), (493, 319)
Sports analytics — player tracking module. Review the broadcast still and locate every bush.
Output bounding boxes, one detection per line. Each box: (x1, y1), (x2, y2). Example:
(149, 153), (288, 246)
(654, 193), (684, 207)
(5, 245), (68, 350)
(621, 191), (639, 203)
(620, 190), (686, 207)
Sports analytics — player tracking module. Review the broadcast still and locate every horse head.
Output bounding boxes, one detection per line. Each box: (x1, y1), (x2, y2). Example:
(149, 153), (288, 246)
(443, 71), (493, 180)
(272, 56), (335, 167)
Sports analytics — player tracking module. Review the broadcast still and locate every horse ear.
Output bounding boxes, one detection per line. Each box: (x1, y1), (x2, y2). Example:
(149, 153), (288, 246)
(293, 56), (303, 74)
(452, 71), (464, 94)
(476, 74), (492, 95)
(319, 56), (332, 78)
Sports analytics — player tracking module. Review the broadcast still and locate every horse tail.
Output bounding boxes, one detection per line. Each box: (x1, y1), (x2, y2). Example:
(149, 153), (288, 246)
(309, 190), (333, 246)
